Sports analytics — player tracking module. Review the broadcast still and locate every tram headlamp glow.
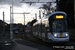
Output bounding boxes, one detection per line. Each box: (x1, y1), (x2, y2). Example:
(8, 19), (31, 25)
(54, 34), (57, 37)
(65, 33), (68, 36)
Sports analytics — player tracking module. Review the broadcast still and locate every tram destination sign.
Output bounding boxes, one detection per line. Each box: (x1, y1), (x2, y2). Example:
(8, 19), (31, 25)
(56, 15), (64, 19)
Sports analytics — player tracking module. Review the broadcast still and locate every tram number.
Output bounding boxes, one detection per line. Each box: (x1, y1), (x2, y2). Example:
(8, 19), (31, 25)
(60, 33), (63, 37)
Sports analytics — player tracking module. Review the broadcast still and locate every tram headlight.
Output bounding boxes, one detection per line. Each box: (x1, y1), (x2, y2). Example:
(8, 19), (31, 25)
(65, 33), (68, 36)
(54, 34), (57, 37)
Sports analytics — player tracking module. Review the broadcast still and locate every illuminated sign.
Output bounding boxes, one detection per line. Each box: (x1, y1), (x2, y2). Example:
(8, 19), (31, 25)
(56, 15), (64, 19)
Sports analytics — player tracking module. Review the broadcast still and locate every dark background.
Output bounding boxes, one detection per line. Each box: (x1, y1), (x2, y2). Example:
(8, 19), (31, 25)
(59, 0), (74, 29)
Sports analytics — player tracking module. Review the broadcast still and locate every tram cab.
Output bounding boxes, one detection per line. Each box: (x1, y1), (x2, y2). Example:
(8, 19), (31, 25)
(46, 11), (69, 42)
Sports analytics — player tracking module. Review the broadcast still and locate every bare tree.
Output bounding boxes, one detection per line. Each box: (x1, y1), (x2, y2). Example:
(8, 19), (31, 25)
(39, 2), (56, 14)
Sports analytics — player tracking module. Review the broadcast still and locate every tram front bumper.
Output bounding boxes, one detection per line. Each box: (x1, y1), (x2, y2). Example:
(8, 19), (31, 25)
(52, 37), (69, 42)
(47, 37), (69, 43)
(47, 38), (69, 43)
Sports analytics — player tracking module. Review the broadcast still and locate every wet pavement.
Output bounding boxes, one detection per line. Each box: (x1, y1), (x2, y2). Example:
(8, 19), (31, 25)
(12, 37), (75, 50)
(0, 37), (55, 50)
(0, 37), (15, 50)
(12, 40), (54, 50)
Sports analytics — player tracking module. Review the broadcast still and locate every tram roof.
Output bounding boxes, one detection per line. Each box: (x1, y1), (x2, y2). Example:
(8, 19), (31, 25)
(33, 11), (67, 26)
(45, 11), (67, 19)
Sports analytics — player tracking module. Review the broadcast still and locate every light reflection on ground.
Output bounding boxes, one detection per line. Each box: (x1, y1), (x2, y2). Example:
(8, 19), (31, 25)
(5, 43), (11, 45)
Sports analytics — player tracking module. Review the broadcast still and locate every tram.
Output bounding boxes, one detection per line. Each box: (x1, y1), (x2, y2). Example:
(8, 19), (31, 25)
(32, 11), (69, 43)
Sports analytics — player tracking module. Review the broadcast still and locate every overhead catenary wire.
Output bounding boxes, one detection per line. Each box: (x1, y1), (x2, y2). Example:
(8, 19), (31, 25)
(25, 2), (32, 12)
(21, 0), (55, 22)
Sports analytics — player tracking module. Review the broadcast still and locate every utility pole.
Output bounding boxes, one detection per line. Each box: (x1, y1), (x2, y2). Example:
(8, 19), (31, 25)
(35, 13), (37, 20)
(24, 14), (25, 33)
(3, 11), (5, 36)
(39, 10), (42, 39)
(39, 10), (41, 19)
(43, 12), (44, 17)
(11, 12), (30, 38)
(10, 6), (13, 39)
(10, 0), (14, 39)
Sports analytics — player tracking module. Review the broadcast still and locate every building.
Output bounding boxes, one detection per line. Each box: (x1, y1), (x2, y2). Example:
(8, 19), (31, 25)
(59, 0), (74, 28)
(0, 20), (9, 32)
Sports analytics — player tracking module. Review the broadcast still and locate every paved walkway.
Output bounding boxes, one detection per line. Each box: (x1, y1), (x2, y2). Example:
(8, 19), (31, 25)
(12, 44), (39, 50)
(12, 38), (55, 50)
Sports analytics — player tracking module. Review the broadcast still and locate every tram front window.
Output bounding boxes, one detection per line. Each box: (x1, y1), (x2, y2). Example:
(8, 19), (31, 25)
(52, 20), (68, 32)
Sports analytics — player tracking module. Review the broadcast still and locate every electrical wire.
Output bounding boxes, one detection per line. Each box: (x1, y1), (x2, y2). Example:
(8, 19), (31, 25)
(25, 3), (32, 12)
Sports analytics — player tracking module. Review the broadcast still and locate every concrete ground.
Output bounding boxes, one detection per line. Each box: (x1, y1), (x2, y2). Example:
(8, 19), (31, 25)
(12, 39), (54, 50)
(0, 37), (55, 50)
(0, 37), (15, 50)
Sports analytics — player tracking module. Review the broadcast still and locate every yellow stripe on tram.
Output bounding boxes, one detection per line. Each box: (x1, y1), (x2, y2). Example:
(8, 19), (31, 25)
(60, 33), (63, 37)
